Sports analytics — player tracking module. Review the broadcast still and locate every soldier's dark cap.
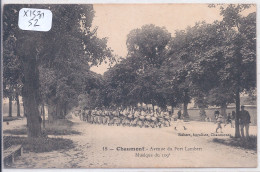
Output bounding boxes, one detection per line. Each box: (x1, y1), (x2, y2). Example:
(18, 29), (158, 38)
(241, 105), (245, 108)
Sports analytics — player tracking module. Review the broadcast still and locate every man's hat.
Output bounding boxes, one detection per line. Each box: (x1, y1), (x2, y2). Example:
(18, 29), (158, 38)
(241, 105), (245, 108)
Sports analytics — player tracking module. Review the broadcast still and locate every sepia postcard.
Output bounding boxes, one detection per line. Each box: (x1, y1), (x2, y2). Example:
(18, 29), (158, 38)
(1, 1), (258, 170)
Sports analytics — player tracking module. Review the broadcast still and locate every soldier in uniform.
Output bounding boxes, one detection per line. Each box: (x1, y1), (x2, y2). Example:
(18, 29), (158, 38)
(103, 109), (110, 125)
(121, 108), (128, 126)
(82, 109), (87, 121)
(108, 109), (115, 126)
(87, 109), (92, 123)
(163, 110), (171, 127)
(138, 109), (145, 128)
(133, 108), (141, 127)
(144, 109), (151, 128)
(114, 108), (121, 126)
(90, 109), (95, 124)
(94, 109), (100, 124)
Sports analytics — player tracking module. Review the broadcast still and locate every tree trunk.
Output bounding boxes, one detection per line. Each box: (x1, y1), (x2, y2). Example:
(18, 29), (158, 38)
(64, 103), (67, 117)
(171, 105), (174, 114)
(16, 93), (21, 117)
(22, 96), (26, 117)
(8, 96), (13, 117)
(8, 96), (12, 117)
(183, 90), (189, 118)
(235, 88), (241, 138)
(22, 57), (41, 138)
(48, 104), (55, 122)
(234, 35), (243, 138)
(56, 103), (64, 119)
(220, 104), (227, 124)
(60, 105), (64, 118)
(42, 103), (45, 129)
(183, 102), (189, 118)
(22, 96), (28, 129)
(199, 108), (206, 121)
(56, 104), (60, 119)
(24, 94), (41, 137)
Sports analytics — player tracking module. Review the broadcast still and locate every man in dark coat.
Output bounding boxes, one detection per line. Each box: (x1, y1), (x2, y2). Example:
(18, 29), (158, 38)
(239, 105), (251, 138)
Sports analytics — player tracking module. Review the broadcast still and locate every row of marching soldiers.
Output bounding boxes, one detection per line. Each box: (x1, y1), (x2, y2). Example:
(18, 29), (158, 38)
(78, 107), (172, 128)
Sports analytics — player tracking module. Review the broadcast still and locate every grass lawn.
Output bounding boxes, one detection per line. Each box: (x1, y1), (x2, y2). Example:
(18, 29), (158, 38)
(3, 119), (78, 153)
(213, 135), (257, 151)
(3, 116), (23, 122)
(4, 119), (81, 136)
(4, 136), (75, 153)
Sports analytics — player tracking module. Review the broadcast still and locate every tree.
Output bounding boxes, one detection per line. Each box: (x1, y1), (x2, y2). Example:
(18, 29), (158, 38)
(37, 5), (113, 121)
(104, 23), (172, 108)
(104, 57), (139, 107)
(212, 5), (256, 137)
(185, 5), (256, 136)
(78, 71), (105, 110)
(185, 22), (235, 120)
(131, 66), (165, 107)
(3, 34), (23, 117)
(126, 24), (171, 69)
(3, 4), (113, 137)
(165, 23), (216, 117)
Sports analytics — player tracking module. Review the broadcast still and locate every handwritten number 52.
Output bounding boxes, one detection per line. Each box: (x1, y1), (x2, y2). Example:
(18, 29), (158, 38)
(28, 19), (40, 27)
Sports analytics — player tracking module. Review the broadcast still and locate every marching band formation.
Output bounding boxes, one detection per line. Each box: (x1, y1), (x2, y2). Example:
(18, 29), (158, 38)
(77, 107), (173, 128)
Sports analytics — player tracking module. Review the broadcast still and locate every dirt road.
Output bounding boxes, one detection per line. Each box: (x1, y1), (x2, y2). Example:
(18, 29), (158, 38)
(6, 116), (257, 168)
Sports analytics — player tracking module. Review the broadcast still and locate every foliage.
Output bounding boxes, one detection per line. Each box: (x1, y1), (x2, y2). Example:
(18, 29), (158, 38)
(103, 57), (139, 107)
(99, 7), (256, 115)
(102, 25), (172, 108)
(3, 4), (114, 121)
(3, 36), (23, 99)
(126, 24), (171, 68)
(216, 5), (256, 137)
(3, 4), (114, 137)
(78, 71), (105, 109)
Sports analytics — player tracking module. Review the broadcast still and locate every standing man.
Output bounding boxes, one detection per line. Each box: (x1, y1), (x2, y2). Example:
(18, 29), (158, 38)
(174, 110), (187, 131)
(239, 105), (251, 138)
(231, 111), (236, 128)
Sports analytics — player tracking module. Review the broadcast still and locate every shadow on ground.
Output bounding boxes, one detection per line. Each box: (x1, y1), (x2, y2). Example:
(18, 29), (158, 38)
(213, 135), (257, 151)
(4, 119), (81, 136)
(3, 116), (24, 122)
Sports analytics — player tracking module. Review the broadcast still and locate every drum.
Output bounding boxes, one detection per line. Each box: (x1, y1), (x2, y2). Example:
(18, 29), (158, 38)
(145, 115), (151, 120)
(140, 116), (145, 120)
(151, 117), (157, 121)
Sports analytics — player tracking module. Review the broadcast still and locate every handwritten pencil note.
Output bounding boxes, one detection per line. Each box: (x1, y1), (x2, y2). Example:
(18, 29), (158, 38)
(18, 8), (52, 32)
